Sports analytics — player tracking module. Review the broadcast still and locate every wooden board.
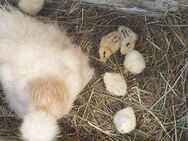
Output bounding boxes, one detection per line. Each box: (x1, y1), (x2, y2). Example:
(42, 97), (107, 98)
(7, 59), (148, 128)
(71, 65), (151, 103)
(71, 0), (187, 16)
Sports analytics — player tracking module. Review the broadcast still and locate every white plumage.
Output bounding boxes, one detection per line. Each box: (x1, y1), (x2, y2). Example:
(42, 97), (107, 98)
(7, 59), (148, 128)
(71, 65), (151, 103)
(103, 72), (127, 96)
(124, 50), (146, 74)
(113, 107), (136, 134)
(0, 7), (94, 141)
(18, 0), (44, 15)
(21, 111), (58, 141)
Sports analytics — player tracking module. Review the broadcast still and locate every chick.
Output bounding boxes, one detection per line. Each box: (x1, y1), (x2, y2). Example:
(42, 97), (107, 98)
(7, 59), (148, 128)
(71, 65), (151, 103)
(113, 107), (136, 134)
(103, 72), (127, 96)
(99, 31), (121, 62)
(124, 50), (146, 74)
(18, 0), (44, 15)
(0, 7), (94, 141)
(118, 26), (138, 55)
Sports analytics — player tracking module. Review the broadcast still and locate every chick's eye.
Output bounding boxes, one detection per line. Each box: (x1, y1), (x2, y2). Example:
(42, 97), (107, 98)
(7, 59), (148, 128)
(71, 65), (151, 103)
(126, 42), (130, 47)
(103, 51), (106, 57)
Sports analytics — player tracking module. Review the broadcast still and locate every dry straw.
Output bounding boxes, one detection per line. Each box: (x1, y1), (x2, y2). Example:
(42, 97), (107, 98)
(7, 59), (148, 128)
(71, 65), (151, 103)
(0, 0), (187, 141)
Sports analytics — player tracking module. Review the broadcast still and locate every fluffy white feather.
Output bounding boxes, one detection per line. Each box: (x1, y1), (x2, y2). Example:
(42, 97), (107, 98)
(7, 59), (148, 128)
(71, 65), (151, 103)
(103, 72), (127, 96)
(0, 7), (94, 140)
(124, 50), (146, 74)
(18, 0), (44, 15)
(21, 111), (58, 141)
(113, 107), (136, 134)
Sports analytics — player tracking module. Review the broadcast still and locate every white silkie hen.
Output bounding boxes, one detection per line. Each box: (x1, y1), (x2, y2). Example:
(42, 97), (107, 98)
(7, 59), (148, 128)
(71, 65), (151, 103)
(0, 7), (94, 141)
(113, 107), (136, 134)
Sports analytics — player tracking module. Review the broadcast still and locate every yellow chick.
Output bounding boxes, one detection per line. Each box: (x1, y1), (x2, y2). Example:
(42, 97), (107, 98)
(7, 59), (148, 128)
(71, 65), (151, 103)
(118, 26), (138, 55)
(99, 31), (121, 62)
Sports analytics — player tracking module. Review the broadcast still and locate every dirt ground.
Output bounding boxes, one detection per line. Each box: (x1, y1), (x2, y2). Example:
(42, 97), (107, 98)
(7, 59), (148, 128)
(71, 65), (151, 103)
(0, 0), (187, 141)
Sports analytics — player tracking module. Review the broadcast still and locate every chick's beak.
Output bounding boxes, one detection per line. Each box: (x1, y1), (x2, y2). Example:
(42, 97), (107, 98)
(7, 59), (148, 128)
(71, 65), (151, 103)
(99, 56), (107, 63)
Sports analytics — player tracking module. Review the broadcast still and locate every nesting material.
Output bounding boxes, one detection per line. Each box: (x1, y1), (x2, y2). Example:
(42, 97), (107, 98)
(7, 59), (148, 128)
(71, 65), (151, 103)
(103, 72), (127, 96)
(113, 107), (136, 134)
(18, 0), (44, 15)
(99, 31), (121, 62)
(118, 26), (138, 55)
(124, 50), (146, 74)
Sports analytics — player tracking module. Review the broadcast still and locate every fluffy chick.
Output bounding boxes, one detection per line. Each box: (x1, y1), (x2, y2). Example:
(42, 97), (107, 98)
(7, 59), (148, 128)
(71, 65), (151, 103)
(113, 107), (136, 134)
(124, 50), (146, 74)
(118, 26), (138, 55)
(99, 31), (121, 62)
(103, 72), (127, 96)
(18, 0), (44, 15)
(0, 7), (94, 141)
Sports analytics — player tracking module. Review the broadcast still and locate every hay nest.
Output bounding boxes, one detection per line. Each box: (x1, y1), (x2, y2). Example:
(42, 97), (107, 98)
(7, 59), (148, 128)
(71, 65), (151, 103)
(0, 0), (187, 141)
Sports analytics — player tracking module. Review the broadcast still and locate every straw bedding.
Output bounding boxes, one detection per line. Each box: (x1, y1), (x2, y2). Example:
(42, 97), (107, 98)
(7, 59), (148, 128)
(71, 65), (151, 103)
(0, 0), (187, 140)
